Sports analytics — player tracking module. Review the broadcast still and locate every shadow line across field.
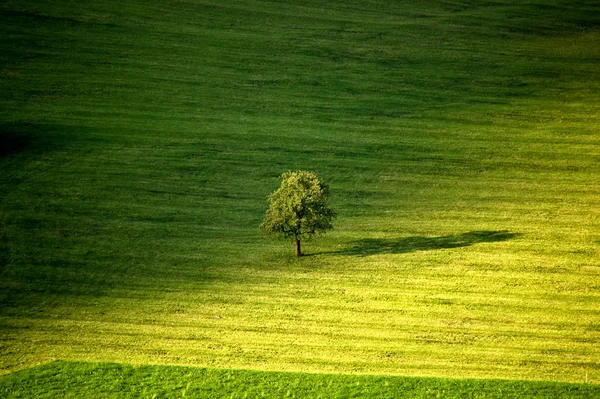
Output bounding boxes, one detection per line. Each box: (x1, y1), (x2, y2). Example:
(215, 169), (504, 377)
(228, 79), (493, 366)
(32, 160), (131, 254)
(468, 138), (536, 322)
(316, 230), (520, 257)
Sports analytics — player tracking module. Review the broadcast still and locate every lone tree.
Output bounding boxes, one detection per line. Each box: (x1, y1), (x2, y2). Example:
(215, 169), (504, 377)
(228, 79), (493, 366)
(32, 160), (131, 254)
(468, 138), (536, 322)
(260, 170), (336, 257)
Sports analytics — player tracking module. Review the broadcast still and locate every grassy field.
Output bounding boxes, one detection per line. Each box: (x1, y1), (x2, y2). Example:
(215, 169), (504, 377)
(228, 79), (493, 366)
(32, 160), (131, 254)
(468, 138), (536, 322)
(1, 0), (599, 391)
(2, 361), (600, 399)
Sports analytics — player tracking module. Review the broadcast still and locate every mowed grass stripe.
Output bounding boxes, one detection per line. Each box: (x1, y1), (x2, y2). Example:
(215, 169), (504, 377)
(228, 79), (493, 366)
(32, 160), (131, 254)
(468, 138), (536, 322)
(3, 259), (597, 379)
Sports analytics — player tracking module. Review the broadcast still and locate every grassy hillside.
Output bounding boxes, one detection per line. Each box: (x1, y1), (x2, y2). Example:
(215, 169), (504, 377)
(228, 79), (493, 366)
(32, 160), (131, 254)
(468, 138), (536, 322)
(1, 0), (599, 385)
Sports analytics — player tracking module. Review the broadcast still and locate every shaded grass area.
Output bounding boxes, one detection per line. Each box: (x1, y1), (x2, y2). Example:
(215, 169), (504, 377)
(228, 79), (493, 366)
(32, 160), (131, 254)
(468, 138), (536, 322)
(0, 0), (599, 384)
(1, 361), (599, 399)
(0, 134), (31, 158)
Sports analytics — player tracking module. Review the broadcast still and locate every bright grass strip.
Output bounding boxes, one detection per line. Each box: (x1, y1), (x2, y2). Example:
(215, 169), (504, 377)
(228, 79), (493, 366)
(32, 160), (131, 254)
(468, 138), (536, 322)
(1, 361), (599, 399)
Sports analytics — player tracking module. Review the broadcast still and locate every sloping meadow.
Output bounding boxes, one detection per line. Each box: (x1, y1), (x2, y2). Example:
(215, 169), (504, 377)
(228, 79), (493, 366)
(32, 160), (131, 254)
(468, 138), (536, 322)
(1, 0), (599, 384)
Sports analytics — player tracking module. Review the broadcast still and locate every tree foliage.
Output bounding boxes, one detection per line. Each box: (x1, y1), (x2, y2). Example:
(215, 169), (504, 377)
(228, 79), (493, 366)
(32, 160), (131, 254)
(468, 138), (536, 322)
(260, 170), (336, 256)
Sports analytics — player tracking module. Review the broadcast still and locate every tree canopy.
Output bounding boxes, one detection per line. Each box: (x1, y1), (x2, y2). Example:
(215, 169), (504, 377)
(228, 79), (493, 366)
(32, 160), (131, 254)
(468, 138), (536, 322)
(260, 170), (336, 257)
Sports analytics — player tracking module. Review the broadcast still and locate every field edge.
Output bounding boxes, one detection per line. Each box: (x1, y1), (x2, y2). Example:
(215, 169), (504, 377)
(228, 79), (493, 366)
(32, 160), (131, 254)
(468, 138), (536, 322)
(1, 360), (599, 398)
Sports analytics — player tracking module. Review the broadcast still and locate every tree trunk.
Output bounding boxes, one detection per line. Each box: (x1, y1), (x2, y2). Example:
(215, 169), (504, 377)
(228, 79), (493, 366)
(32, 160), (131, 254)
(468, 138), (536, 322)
(294, 239), (302, 257)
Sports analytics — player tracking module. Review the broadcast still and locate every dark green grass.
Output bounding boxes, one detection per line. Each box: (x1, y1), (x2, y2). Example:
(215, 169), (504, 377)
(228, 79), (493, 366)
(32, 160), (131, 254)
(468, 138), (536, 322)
(1, 0), (599, 385)
(2, 361), (599, 399)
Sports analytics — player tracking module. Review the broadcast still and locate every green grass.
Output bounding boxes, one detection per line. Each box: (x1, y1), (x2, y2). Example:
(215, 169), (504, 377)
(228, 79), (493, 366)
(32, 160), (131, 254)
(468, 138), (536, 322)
(0, 0), (599, 390)
(2, 361), (600, 398)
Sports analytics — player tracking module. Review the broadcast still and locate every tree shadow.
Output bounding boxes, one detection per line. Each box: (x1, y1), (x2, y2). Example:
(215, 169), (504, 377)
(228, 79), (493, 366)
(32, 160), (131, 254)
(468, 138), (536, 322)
(327, 230), (520, 257)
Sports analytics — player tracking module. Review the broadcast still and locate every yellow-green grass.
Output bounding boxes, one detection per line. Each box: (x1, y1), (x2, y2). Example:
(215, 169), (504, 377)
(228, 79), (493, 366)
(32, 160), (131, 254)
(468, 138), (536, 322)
(1, 0), (599, 386)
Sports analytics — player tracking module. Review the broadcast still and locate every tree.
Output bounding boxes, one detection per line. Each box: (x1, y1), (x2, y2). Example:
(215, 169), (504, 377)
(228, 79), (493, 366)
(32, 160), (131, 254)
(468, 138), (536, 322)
(260, 170), (336, 257)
